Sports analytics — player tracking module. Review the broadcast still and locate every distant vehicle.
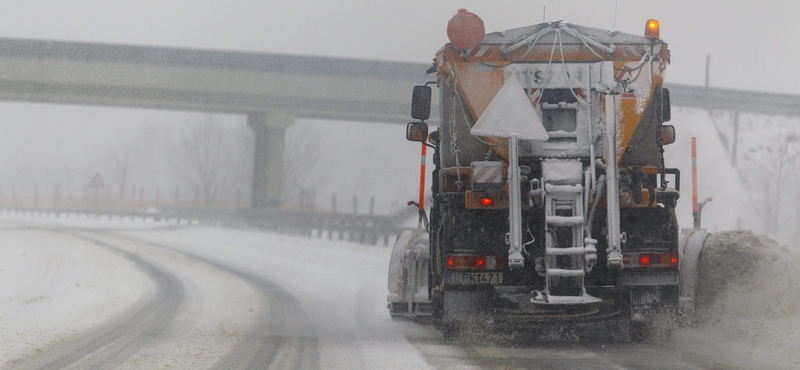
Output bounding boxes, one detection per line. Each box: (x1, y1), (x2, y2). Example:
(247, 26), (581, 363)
(389, 10), (708, 341)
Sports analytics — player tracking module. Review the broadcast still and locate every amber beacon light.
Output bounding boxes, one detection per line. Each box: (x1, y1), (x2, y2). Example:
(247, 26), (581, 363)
(644, 19), (660, 39)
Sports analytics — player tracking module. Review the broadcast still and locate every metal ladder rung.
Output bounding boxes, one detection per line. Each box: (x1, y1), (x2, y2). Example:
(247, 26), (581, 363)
(545, 215), (584, 226)
(546, 247), (587, 255)
(546, 268), (585, 277)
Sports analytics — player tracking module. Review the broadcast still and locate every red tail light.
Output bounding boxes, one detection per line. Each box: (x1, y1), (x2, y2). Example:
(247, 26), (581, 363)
(623, 253), (678, 268)
(446, 255), (504, 270)
(480, 197), (493, 206)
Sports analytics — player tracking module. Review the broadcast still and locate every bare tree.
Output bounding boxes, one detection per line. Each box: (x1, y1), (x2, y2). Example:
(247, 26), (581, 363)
(282, 122), (323, 208)
(170, 114), (236, 206)
(108, 150), (135, 202)
(751, 133), (799, 237)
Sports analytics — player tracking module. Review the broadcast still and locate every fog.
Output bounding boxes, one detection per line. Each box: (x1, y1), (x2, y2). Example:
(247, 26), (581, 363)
(1, 1), (796, 92)
(0, 0), (797, 217)
(3, 2), (800, 368)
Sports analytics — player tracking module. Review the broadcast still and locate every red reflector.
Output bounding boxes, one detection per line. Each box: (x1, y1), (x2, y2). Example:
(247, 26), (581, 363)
(625, 253), (679, 268)
(480, 197), (493, 206)
(446, 255), (487, 270)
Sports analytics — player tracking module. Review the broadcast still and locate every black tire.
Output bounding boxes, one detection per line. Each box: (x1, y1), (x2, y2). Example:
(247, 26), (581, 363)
(630, 312), (675, 343)
(629, 321), (651, 343)
(442, 323), (461, 341)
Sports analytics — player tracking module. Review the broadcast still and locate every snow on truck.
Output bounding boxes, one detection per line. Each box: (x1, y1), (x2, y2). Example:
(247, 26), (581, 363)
(388, 10), (709, 340)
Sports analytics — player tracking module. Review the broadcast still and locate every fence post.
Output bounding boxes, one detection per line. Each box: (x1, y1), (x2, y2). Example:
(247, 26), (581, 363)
(731, 111), (740, 165)
(54, 184), (61, 209)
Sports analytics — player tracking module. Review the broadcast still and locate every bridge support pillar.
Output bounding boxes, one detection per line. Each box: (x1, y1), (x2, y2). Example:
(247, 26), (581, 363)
(249, 111), (294, 209)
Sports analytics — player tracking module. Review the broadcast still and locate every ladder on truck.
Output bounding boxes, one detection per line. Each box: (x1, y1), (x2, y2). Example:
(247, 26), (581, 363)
(534, 160), (600, 305)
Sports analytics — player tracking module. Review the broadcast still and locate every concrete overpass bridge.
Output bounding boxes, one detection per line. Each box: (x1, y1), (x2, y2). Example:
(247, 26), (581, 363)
(0, 38), (797, 208)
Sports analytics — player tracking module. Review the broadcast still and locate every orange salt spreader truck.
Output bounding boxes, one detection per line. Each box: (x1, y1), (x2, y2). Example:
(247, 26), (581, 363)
(388, 10), (709, 341)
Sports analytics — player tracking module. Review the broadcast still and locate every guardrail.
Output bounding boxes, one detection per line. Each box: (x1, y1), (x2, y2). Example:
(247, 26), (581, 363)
(0, 207), (412, 247)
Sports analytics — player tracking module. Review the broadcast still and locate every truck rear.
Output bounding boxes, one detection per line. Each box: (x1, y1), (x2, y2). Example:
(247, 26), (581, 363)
(390, 11), (682, 341)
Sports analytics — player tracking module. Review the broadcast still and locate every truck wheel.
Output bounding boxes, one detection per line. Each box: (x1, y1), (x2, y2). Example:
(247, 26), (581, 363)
(629, 315), (674, 343)
(629, 321), (651, 343)
(442, 323), (461, 341)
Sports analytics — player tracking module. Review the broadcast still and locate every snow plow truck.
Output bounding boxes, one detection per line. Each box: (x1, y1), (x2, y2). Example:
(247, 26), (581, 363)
(388, 10), (710, 341)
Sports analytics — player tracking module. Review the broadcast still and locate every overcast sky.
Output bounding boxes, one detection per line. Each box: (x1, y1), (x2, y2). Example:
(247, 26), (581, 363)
(0, 0), (796, 93)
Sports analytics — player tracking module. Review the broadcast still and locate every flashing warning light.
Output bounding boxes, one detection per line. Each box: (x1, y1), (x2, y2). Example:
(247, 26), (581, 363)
(645, 19), (660, 39)
(480, 197), (493, 207)
(447, 9), (485, 50)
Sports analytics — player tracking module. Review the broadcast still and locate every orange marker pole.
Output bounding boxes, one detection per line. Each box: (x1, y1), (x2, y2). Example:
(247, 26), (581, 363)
(419, 142), (427, 212)
(691, 137), (699, 229)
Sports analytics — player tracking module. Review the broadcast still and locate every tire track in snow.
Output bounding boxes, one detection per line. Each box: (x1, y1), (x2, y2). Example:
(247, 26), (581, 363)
(1, 231), (185, 370)
(105, 232), (321, 370)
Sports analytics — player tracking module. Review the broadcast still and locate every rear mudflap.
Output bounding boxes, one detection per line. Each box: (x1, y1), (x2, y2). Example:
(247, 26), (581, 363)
(443, 286), (622, 326)
(628, 285), (679, 323)
(442, 289), (494, 324)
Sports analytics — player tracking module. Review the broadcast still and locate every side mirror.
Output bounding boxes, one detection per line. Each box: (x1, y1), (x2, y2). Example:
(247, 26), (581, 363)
(661, 88), (671, 122)
(411, 85), (432, 121)
(662, 125), (676, 145)
(406, 122), (428, 142)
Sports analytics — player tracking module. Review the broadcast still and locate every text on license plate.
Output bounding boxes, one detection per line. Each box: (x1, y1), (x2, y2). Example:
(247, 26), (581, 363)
(446, 271), (503, 284)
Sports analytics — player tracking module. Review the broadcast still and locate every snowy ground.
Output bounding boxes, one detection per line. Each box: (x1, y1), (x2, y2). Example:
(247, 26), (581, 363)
(0, 105), (797, 368)
(664, 107), (760, 233)
(0, 214), (441, 369)
(0, 224), (148, 364)
(658, 109), (800, 369)
(672, 230), (800, 370)
(2, 214), (800, 369)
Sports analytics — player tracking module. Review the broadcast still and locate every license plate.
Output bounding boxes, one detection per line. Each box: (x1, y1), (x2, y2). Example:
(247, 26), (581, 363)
(446, 271), (503, 285)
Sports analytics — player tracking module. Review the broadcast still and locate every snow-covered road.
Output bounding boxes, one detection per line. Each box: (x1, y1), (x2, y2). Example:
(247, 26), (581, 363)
(1, 214), (798, 369)
(0, 215), (434, 370)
